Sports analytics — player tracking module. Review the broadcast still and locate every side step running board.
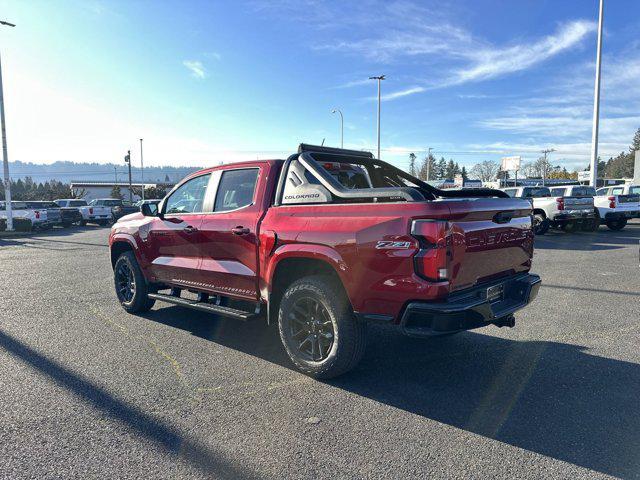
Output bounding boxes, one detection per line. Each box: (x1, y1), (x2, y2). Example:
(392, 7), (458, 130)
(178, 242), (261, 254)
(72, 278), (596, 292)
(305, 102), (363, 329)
(148, 293), (259, 321)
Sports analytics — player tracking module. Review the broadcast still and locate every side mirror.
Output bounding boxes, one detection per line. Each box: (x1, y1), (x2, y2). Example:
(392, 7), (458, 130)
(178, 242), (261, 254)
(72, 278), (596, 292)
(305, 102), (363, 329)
(140, 203), (158, 217)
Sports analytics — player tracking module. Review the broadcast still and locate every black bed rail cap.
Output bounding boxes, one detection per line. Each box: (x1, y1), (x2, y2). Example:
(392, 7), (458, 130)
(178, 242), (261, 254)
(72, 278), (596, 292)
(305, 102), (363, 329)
(298, 143), (374, 158)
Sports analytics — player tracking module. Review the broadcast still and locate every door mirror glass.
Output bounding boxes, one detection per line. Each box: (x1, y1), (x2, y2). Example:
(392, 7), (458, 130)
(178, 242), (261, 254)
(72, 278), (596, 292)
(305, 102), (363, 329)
(140, 202), (158, 217)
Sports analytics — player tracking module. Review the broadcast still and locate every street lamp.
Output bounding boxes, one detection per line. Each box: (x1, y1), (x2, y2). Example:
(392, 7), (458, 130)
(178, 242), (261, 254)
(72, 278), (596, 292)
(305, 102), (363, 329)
(369, 75), (385, 159)
(331, 109), (343, 149)
(541, 148), (555, 186)
(0, 20), (15, 231)
(139, 138), (144, 201)
(589, 0), (604, 187)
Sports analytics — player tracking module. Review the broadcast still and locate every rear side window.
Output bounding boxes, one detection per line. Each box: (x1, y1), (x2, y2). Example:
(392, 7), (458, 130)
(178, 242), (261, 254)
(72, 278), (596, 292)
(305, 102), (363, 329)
(214, 168), (259, 212)
(165, 174), (211, 214)
(550, 188), (565, 196)
(612, 187), (624, 195)
(630, 186), (640, 194)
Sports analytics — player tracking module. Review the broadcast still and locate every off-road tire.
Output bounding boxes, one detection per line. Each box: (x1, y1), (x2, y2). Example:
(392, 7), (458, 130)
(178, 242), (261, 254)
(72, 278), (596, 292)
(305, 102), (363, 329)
(114, 251), (155, 313)
(606, 218), (627, 231)
(561, 221), (577, 233)
(278, 275), (366, 379)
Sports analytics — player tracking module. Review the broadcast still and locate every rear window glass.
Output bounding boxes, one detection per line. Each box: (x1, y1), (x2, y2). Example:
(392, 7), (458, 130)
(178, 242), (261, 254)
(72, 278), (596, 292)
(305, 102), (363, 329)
(523, 187), (551, 198)
(630, 186), (640, 194)
(503, 189), (517, 197)
(69, 200), (87, 207)
(571, 187), (596, 197)
(550, 188), (566, 196)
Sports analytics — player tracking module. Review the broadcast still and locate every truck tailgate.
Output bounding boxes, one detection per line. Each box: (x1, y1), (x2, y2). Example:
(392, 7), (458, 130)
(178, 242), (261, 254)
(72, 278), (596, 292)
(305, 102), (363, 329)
(440, 198), (534, 292)
(563, 196), (594, 212)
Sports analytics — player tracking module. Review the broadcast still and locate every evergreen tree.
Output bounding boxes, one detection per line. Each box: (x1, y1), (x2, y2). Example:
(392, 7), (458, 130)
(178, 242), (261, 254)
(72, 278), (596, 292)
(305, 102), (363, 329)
(461, 166), (468, 180)
(408, 153), (417, 177)
(436, 157), (447, 180)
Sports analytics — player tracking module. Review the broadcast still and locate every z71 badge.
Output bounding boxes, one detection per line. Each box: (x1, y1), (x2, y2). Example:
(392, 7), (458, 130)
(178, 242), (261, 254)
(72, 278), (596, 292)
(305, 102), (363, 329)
(375, 240), (412, 250)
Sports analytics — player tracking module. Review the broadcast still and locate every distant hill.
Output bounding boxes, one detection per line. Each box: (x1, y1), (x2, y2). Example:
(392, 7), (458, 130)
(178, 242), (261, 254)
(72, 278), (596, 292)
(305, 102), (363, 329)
(6, 160), (203, 184)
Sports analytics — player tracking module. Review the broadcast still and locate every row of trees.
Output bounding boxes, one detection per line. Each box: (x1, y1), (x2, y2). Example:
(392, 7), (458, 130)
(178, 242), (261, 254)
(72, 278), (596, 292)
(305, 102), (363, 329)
(109, 185), (169, 200)
(411, 127), (640, 183)
(408, 153), (468, 181)
(0, 177), (81, 201)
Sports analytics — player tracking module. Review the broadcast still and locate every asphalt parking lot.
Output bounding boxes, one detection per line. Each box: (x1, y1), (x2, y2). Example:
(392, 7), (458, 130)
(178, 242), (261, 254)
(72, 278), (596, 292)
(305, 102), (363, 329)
(1, 222), (639, 479)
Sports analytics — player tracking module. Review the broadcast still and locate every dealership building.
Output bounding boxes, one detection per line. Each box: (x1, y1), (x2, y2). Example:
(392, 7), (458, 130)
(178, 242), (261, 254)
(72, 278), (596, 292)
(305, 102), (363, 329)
(69, 181), (175, 201)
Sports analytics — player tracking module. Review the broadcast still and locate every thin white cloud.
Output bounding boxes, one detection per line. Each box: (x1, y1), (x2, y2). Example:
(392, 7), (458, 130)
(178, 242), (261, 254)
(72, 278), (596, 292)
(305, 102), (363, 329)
(332, 78), (372, 89)
(450, 20), (595, 85)
(381, 86), (426, 101)
(183, 60), (207, 79)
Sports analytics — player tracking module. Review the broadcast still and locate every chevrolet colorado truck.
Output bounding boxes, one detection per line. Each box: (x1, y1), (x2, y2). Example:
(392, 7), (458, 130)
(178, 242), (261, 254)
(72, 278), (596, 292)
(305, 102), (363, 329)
(593, 185), (640, 230)
(109, 144), (541, 378)
(502, 186), (595, 234)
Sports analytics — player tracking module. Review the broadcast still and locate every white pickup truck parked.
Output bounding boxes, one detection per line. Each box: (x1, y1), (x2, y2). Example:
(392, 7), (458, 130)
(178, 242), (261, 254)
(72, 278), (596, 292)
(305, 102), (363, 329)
(0, 201), (51, 230)
(54, 199), (112, 226)
(592, 185), (640, 230)
(549, 185), (599, 231)
(502, 186), (596, 234)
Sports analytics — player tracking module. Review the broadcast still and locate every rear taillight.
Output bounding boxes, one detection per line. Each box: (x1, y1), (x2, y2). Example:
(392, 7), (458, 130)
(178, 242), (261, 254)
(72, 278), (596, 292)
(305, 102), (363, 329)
(411, 220), (450, 281)
(89, 207), (94, 214)
(555, 197), (564, 211)
(608, 196), (615, 209)
(35, 210), (40, 219)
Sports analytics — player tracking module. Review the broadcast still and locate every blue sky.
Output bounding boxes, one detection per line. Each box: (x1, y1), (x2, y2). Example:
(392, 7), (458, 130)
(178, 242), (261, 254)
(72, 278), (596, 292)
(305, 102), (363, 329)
(1, 0), (639, 172)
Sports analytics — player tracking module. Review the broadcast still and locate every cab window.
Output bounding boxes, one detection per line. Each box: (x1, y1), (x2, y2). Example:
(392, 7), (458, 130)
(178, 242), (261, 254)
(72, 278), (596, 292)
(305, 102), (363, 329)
(165, 174), (211, 214)
(214, 168), (259, 212)
(612, 187), (624, 195)
(550, 188), (565, 196)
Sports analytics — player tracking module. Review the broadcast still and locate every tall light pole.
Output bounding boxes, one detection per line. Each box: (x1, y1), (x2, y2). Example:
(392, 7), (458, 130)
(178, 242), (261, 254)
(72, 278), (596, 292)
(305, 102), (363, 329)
(541, 148), (555, 186)
(331, 109), (343, 148)
(589, 0), (604, 187)
(369, 75), (385, 159)
(139, 138), (145, 200)
(124, 150), (132, 203)
(0, 20), (15, 231)
(113, 166), (118, 184)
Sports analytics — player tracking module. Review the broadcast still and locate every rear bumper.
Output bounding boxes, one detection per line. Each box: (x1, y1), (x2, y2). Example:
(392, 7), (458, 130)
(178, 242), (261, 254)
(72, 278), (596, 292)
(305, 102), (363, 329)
(552, 211), (595, 223)
(399, 273), (541, 337)
(604, 211), (639, 221)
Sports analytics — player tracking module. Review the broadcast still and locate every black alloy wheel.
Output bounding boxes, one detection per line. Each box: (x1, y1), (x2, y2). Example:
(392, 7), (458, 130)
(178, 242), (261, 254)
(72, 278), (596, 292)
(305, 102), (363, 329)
(115, 260), (136, 303)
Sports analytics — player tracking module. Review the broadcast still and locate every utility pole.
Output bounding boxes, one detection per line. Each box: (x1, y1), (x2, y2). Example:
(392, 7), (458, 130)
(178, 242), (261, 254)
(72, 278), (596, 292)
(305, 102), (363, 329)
(0, 20), (15, 231)
(331, 109), (343, 148)
(139, 138), (145, 201)
(426, 147), (433, 181)
(369, 75), (385, 159)
(541, 148), (555, 186)
(113, 166), (118, 184)
(589, 0), (604, 187)
(124, 150), (132, 203)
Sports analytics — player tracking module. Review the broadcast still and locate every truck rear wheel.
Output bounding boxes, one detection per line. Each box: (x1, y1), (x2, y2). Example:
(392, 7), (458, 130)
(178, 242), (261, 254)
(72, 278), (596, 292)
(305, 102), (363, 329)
(561, 221), (577, 233)
(581, 218), (599, 232)
(533, 214), (549, 235)
(114, 251), (155, 313)
(606, 218), (627, 231)
(277, 275), (366, 379)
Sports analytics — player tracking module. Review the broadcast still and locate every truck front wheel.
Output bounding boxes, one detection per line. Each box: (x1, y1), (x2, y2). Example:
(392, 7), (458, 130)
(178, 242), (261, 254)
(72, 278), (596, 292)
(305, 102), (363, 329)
(114, 251), (155, 313)
(278, 275), (366, 379)
(533, 213), (549, 235)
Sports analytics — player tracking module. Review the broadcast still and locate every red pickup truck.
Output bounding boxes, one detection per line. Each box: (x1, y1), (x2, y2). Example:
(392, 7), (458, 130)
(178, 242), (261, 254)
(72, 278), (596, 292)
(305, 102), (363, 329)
(109, 144), (540, 378)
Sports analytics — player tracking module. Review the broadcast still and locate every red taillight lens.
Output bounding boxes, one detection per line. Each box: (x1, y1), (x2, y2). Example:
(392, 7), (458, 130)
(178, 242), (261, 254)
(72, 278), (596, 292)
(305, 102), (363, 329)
(89, 207), (94, 214)
(35, 210), (40, 219)
(608, 196), (615, 209)
(555, 197), (564, 211)
(411, 220), (449, 281)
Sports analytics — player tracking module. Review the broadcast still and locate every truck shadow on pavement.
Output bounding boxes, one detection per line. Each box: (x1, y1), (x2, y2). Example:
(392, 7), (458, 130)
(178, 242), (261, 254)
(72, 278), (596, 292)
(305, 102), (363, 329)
(146, 306), (640, 479)
(0, 328), (260, 480)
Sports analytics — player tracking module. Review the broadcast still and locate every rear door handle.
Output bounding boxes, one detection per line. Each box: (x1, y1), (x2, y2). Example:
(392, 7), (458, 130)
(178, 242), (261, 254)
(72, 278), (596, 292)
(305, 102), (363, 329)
(183, 225), (199, 234)
(232, 226), (250, 235)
